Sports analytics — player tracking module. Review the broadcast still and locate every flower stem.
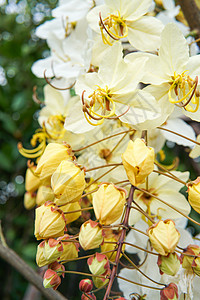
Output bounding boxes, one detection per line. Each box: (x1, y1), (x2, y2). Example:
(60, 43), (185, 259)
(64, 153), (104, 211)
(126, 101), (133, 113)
(85, 163), (122, 172)
(72, 129), (135, 152)
(153, 169), (187, 185)
(116, 275), (163, 290)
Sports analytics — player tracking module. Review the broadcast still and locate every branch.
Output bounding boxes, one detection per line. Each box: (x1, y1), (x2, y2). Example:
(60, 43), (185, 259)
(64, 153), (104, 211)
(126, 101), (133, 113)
(0, 243), (68, 300)
(178, 0), (200, 47)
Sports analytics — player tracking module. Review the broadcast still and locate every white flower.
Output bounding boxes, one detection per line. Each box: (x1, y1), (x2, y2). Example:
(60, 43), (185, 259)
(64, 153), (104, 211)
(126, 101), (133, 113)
(129, 169), (191, 224)
(189, 134), (200, 159)
(87, 0), (164, 51)
(70, 42), (164, 132)
(130, 23), (200, 121)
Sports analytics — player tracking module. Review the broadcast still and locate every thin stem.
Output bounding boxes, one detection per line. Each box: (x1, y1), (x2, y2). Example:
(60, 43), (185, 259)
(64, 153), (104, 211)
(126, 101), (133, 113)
(86, 163), (122, 172)
(136, 187), (200, 226)
(130, 205), (155, 224)
(154, 161), (180, 179)
(153, 169), (187, 186)
(123, 241), (158, 256)
(82, 292), (94, 300)
(62, 270), (108, 279)
(81, 189), (98, 199)
(86, 166), (118, 189)
(129, 225), (149, 237)
(63, 207), (93, 214)
(59, 249), (116, 263)
(157, 126), (200, 146)
(117, 275), (163, 291)
(106, 133), (128, 158)
(72, 129), (135, 152)
(122, 252), (166, 286)
(103, 186), (135, 300)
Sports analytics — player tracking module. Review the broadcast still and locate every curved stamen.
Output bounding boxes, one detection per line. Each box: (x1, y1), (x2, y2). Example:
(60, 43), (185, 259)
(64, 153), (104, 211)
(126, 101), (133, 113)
(99, 12), (119, 42)
(44, 69), (75, 90)
(108, 105), (130, 119)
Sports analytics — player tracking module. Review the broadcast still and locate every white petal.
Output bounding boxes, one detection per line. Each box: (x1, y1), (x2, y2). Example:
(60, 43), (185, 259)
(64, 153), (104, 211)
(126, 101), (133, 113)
(159, 23), (189, 75)
(186, 55), (200, 77)
(52, 0), (91, 21)
(162, 118), (196, 147)
(128, 16), (164, 51)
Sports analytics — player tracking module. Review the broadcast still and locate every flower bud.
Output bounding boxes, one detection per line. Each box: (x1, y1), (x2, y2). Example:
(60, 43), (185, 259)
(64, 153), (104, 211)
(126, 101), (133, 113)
(101, 229), (125, 261)
(79, 279), (93, 293)
(25, 166), (40, 192)
(52, 160), (86, 205)
(35, 143), (73, 183)
(122, 139), (154, 186)
(93, 183), (126, 225)
(187, 177), (200, 214)
(147, 220), (180, 256)
(43, 269), (61, 290)
(48, 261), (65, 277)
(157, 253), (181, 276)
(87, 253), (110, 276)
(36, 241), (49, 267)
(36, 185), (54, 206)
(181, 244), (200, 271)
(81, 293), (96, 300)
(57, 234), (79, 261)
(92, 270), (110, 288)
(43, 239), (63, 261)
(192, 256), (200, 277)
(79, 220), (103, 250)
(60, 202), (82, 224)
(34, 202), (66, 240)
(24, 192), (36, 210)
(160, 283), (178, 300)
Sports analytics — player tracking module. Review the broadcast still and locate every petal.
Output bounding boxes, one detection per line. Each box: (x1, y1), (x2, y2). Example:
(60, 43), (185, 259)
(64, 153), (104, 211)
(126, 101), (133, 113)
(186, 55), (200, 77)
(128, 16), (164, 51)
(162, 118), (196, 147)
(52, 0), (91, 21)
(159, 23), (189, 75)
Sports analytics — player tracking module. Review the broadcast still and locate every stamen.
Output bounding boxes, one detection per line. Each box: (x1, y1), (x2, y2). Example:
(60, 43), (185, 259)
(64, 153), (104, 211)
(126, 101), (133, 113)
(44, 69), (75, 90)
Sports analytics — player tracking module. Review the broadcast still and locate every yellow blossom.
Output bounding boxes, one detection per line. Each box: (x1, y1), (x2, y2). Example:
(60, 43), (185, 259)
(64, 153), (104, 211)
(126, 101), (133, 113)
(122, 139), (154, 186)
(79, 220), (103, 250)
(188, 177), (200, 214)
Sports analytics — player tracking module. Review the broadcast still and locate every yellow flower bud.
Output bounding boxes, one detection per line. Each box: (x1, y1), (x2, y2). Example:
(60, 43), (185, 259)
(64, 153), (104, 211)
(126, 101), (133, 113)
(101, 229), (125, 261)
(87, 253), (110, 275)
(34, 202), (66, 240)
(43, 269), (61, 290)
(157, 253), (181, 276)
(59, 202), (82, 224)
(93, 183), (126, 225)
(35, 143), (73, 184)
(25, 166), (40, 192)
(92, 275), (109, 289)
(43, 239), (63, 261)
(181, 245), (200, 271)
(36, 241), (49, 267)
(57, 234), (79, 261)
(51, 160), (86, 205)
(188, 177), (200, 214)
(24, 192), (36, 210)
(122, 139), (154, 186)
(148, 220), (180, 256)
(36, 185), (54, 206)
(192, 256), (200, 276)
(79, 220), (103, 250)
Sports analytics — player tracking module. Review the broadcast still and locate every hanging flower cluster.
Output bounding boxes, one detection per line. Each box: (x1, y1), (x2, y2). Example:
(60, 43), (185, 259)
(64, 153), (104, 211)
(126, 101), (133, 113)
(19, 0), (200, 299)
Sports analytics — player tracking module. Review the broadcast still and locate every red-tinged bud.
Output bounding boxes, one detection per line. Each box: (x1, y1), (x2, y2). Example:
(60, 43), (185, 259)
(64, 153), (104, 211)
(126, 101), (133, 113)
(92, 270), (110, 288)
(160, 283), (178, 300)
(79, 220), (103, 250)
(157, 253), (181, 276)
(180, 244), (200, 271)
(81, 293), (96, 300)
(43, 238), (63, 262)
(43, 269), (61, 290)
(79, 279), (93, 293)
(87, 253), (110, 276)
(24, 192), (36, 210)
(48, 261), (65, 278)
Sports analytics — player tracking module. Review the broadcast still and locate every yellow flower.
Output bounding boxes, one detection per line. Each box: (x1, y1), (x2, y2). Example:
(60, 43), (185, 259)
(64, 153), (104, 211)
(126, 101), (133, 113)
(25, 166), (40, 192)
(51, 160), (86, 205)
(24, 192), (36, 210)
(188, 177), (200, 214)
(93, 183), (126, 225)
(57, 234), (79, 261)
(79, 220), (103, 250)
(35, 143), (73, 184)
(34, 202), (66, 240)
(122, 139), (154, 186)
(36, 185), (55, 206)
(148, 220), (180, 256)
(181, 244), (200, 271)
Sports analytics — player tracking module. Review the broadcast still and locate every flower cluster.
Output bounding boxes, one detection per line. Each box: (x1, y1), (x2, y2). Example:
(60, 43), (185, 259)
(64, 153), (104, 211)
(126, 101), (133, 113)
(18, 0), (200, 299)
